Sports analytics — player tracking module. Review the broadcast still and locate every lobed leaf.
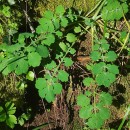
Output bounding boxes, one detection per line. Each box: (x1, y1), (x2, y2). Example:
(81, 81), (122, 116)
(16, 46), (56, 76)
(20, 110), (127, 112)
(6, 115), (17, 129)
(87, 113), (104, 129)
(100, 92), (112, 106)
(42, 34), (55, 46)
(66, 33), (77, 43)
(83, 77), (95, 87)
(79, 106), (93, 119)
(55, 5), (65, 15)
(53, 83), (62, 94)
(63, 57), (73, 67)
(90, 51), (101, 61)
(77, 94), (90, 107)
(105, 51), (117, 62)
(107, 64), (119, 74)
(28, 52), (41, 67)
(74, 26), (81, 33)
(58, 70), (69, 82)
(35, 78), (47, 90)
(36, 45), (49, 58)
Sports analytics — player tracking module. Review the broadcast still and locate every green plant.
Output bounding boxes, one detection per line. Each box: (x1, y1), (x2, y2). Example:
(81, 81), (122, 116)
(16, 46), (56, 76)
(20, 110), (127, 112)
(101, 0), (128, 21)
(0, 101), (31, 129)
(0, 102), (17, 129)
(0, 3), (18, 37)
(0, 5), (78, 103)
(18, 112), (31, 126)
(77, 38), (119, 129)
(76, 0), (129, 129)
(0, 0), (130, 129)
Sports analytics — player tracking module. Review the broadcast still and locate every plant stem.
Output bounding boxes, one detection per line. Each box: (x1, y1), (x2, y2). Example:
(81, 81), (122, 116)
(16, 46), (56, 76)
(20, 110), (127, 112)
(118, 105), (130, 130)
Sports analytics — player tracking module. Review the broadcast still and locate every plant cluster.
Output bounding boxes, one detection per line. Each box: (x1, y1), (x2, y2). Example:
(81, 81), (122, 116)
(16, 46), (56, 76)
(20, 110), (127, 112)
(0, 101), (30, 128)
(0, 0), (18, 37)
(77, 38), (119, 129)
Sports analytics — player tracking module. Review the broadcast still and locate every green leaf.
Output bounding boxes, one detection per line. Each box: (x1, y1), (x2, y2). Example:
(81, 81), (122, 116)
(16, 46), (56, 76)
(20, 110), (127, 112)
(58, 70), (69, 82)
(26, 46), (36, 53)
(100, 92), (112, 106)
(93, 44), (100, 51)
(74, 26), (81, 33)
(35, 78), (47, 90)
(15, 58), (29, 75)
(45, 88), (55, 103)
(42, 34), (55, 46)
(0, 107), (3, 113)
(98, 107), (110, 120)
(53, 83), (62, 94)
(26, 71), (35, 81)
(38, 18), (55, 33)
(18, 117), (24, 126)
(87, 113), (104, 129)
(18, 34), (25, 44)
(101, 43), (110, 52)
(66, 33), (77, 43)
(55, 5), (65, 15)
(45, 61), (57, 70)
(2, 6), (11, 17)
(92, 62), (106, 75)
(55, 31), (63, 37)
(101, 1), (128, 21)
(99, 38), (108, 44)
(79, 106), (93, 119)
(53, 17), (60, 29)
(77, 94), (90, 107)
(5, 102), (16, 115)
(86, 63), (93, 71)
(28, 52), (41, 67)
(96, 72), (116, 87)
(20, 113), (30, 121)
(38, 88), (46, 98)
(2, 61), (17, 75)
(44, 10), (53, 19)
(6, 115), (17, 129)
(63, 57), (73, 67)
(85, 91), (92, 97)
(0, 107), (6, 122)
(36, 25), (46, 34)
(107, 64), (119, 74)
(69, 48), (76, 54)
(17, 82), (26, 90)
(61, 17), (68, 27)
(84, 18), (92, 26)
(36, 45), (49, 58)
(83, 78), (95, 87)
(67, 8), (75, 22)
(59, 42), (68, 52)
(105, 51), (117, 62)
(90, 51), (101, 61)
(21, 33), (34, 38)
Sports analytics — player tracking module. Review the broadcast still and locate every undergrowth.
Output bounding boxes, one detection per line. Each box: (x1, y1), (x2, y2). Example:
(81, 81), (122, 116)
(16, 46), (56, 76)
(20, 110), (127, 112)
(0, 0), (130, 129)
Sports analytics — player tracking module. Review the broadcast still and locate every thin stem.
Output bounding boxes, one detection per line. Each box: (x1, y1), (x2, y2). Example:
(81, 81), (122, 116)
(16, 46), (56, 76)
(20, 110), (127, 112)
(53, 41), (75, 76)
(91, 25), (94, 50)
(41, 99), (52, 130)
(85, 0), (104, 17)
(118, 105), (130, 130)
